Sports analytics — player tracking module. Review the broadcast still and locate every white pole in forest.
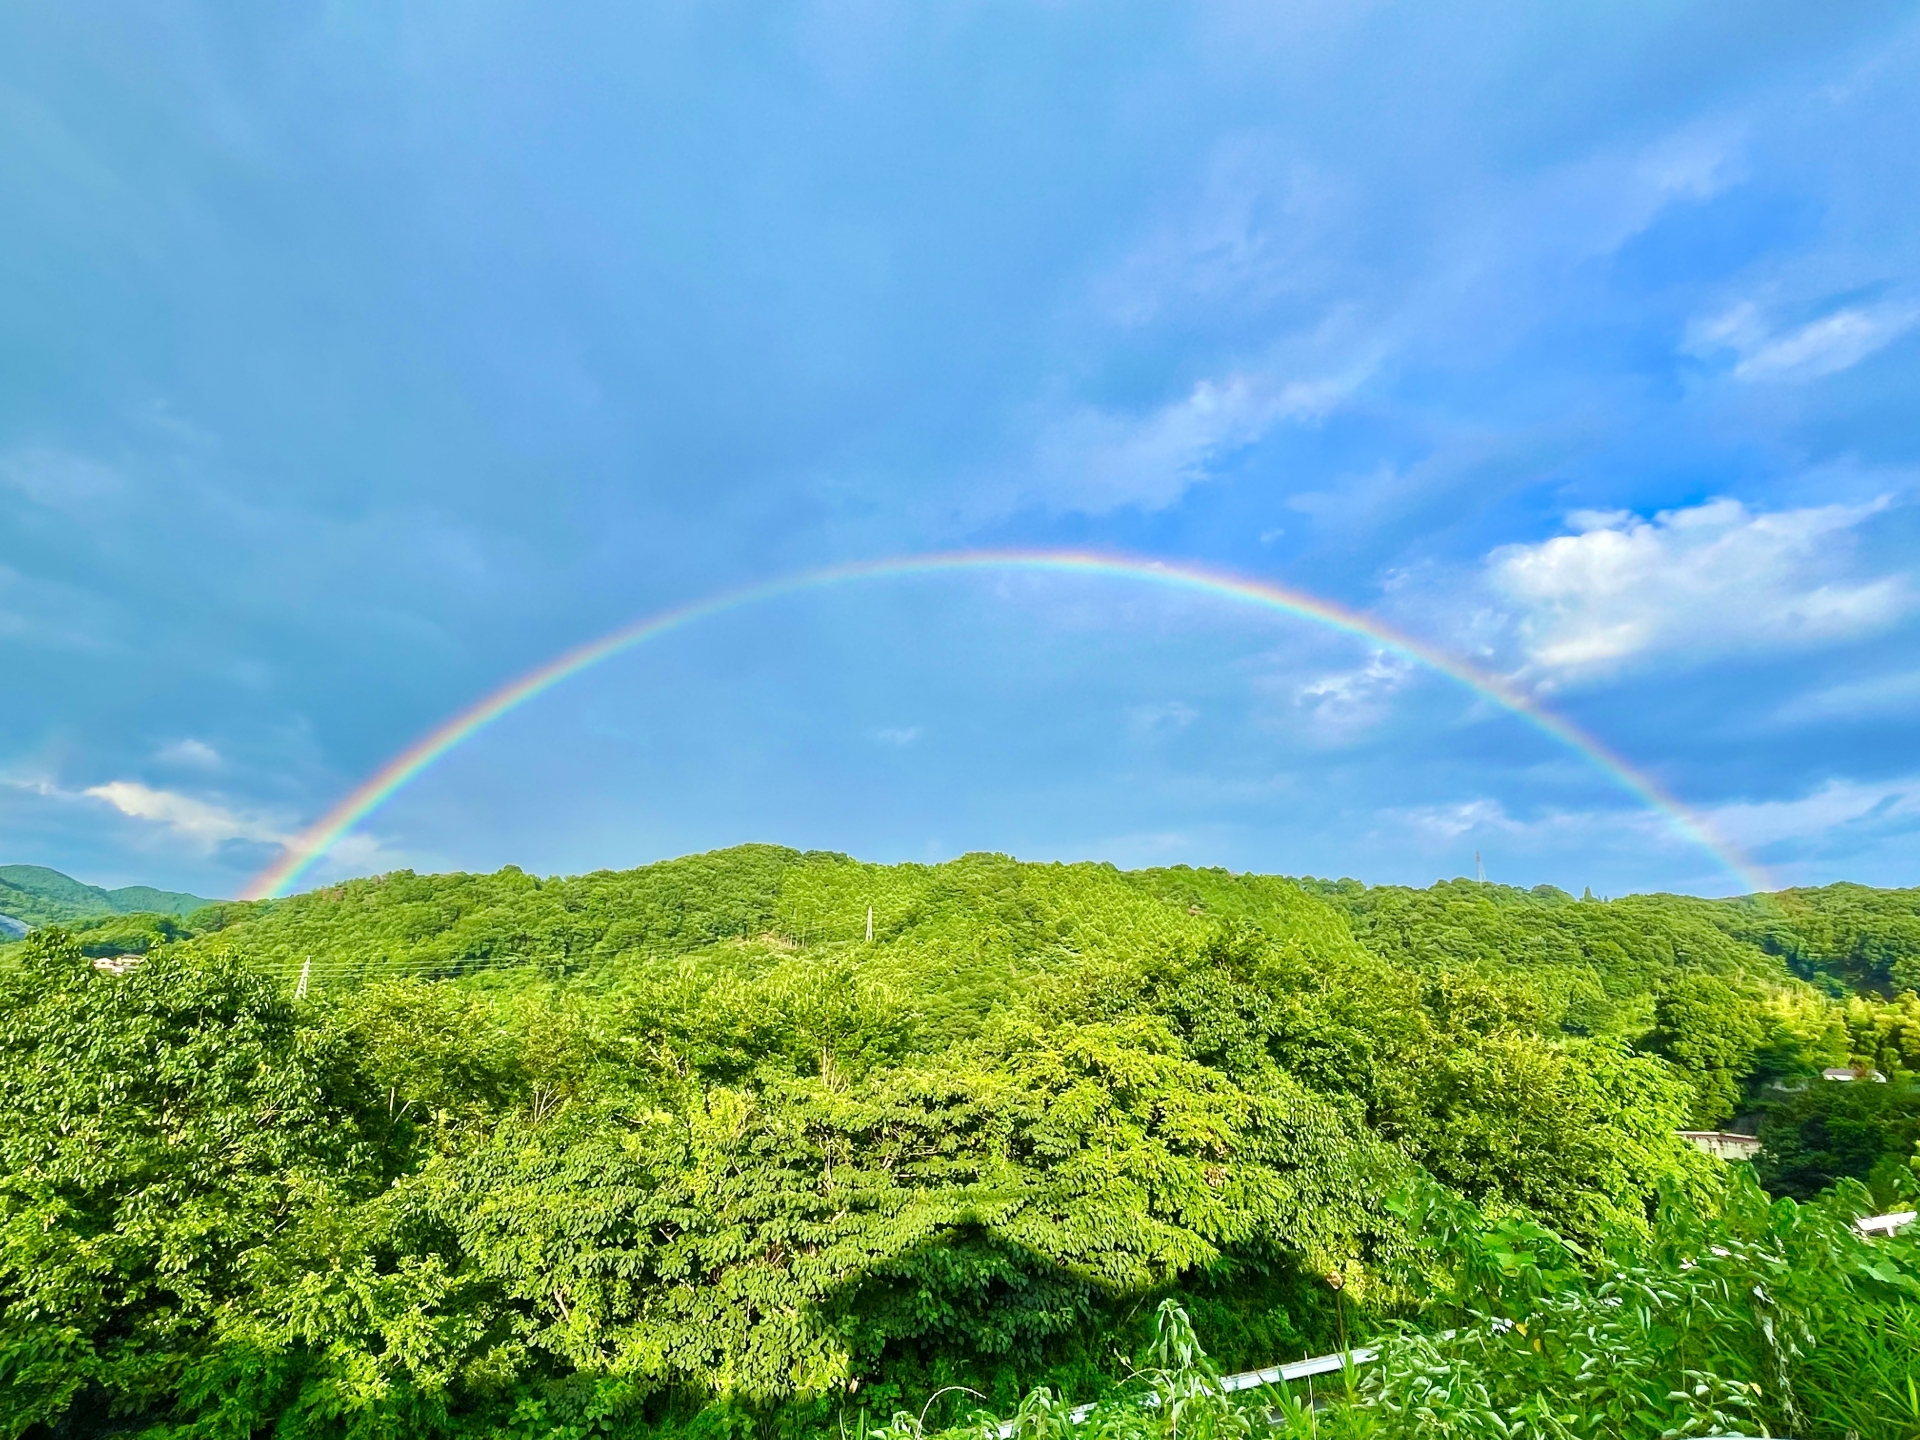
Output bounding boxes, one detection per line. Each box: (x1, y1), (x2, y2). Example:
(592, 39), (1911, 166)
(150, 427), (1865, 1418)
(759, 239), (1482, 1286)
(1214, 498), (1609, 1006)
(295, 955), (311, 1001)
(866, 905), (874, 942)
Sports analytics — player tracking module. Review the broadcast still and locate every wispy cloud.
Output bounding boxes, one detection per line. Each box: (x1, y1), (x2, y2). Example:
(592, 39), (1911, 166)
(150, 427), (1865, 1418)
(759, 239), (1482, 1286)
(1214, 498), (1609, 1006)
(0, 447), (124, 515)
(155, 738), (223, 769)
(870, 726), (922, 747)
(1379, 772), (1920, 883)
(1091, 135), (1335, 329)
(1291, 652), (1413, 740)
(1088, 829), (1199, 867)
(1127, 700), (1200, 737)
(1487, 497), (1910, 679)
(0, 562), (123, 652)
(1705, 775), (1920, 852)
(317, 832), (405, 880)
(1770, 667), (1920, 725)
(1023, 368), (1357, 514)
(83, 780), (286, 850)
(966, 109), (1754, 528)
(1687, 298), (1920, 381)
(1391, 797), (1521, 846)
(80, 779), (408, 885)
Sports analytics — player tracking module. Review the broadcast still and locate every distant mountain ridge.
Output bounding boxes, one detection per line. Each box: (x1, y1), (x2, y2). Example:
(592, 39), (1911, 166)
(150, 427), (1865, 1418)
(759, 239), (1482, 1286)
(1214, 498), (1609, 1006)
(0, 864), (219, 930)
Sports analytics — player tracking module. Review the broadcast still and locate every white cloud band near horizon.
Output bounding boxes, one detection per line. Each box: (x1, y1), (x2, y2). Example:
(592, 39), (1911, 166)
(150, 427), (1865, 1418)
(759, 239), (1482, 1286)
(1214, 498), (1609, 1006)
(77, 780), (403, 881)
(1387, 770), (1920, 883)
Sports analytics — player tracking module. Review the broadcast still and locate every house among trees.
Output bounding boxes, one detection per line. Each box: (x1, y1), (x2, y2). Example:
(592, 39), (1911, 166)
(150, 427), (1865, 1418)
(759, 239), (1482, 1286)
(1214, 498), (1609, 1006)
(1677, 1130), (1763, 1161)
(1771, 1064), (1893, 1093)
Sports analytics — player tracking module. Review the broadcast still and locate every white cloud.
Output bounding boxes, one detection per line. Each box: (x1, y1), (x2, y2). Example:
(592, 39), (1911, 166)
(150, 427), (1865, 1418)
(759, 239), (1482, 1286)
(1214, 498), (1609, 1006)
(84, 780), (286, 850)
(1292, 651), (1413, 738)
(1320, 118), (1749, 378)
(155, 738), (223, 769)
(1392, 798), (1519, 845)
(1127, 700), (1200, 736)
(1687, 298), (1919, 381)
(1630, 123), (1746, 207)
(1024, 369), (1356, 513)
(0, 447), (124, 515)
(1771, 667), (1920, 725)
(1493, 119), (1748, 269)
(1488, 497), (1910, 678)
(1377, 774), (1920, 883)
(1091, 136), (1337, 329)
(870, 726), (922, 747)
(1381, 795), (1694, 864)
(1001, 110), (1739, 524)
(314, 831), (404, 880)
(1704, 775), (1920, 852)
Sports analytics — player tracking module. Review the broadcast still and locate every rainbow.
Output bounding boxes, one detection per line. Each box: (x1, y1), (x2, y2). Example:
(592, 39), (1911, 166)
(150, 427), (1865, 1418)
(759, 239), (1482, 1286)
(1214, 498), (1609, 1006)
(246, 549), (1773, 899)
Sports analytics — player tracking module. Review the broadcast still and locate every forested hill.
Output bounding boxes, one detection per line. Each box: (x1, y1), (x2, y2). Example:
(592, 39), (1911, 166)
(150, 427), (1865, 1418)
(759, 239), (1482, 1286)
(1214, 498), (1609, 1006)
(146, 845), (1912, 1018)
(1309, 873), (1920, 998)
(0, 861), (216, 928)
(130, 844), (1920, 990)
(4, 846), (1918, 1437)
(32, 846), (1920, 1104)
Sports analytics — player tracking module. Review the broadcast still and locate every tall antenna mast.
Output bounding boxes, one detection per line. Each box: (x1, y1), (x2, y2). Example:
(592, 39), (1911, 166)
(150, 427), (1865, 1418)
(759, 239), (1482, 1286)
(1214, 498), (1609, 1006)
(295, 955), (311, 1001)
(1475, 851), (1486, 884)
(866, 905), (874, 943)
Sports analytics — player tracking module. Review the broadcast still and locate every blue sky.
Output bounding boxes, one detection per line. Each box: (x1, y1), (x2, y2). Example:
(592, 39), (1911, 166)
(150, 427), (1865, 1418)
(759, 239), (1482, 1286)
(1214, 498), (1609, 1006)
(3, 0), (1917, 901)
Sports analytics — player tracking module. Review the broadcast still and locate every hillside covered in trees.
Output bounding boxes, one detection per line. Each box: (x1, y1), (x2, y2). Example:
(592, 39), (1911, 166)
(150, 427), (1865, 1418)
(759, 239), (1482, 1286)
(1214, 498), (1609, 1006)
(3, 847), (1918, 1438)
(0, 862), (215, 931)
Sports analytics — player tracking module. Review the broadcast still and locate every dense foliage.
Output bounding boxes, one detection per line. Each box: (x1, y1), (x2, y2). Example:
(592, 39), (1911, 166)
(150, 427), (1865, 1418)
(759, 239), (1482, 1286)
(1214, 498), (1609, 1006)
(1714, 883), (1920, 995)
(0, 847), (1916, 1438)
(1757, 1076), (1920, 1203)
(932, 1174), (1920, 1440)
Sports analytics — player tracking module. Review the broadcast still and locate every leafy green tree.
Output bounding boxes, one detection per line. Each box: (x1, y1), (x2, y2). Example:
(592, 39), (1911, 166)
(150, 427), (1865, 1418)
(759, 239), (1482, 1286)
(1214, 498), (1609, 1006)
(1847, 991), (1920, 1077)
(1646, 972), (1764, 1126)
(1393, 1035), (1714, 1241)
(0, 931), (392, 1435)
(1757, 1076), (1920, 1201)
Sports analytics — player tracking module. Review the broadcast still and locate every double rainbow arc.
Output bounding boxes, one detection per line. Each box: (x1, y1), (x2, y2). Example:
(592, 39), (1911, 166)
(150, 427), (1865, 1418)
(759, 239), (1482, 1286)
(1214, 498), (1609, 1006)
(246, 550), (1772, 900)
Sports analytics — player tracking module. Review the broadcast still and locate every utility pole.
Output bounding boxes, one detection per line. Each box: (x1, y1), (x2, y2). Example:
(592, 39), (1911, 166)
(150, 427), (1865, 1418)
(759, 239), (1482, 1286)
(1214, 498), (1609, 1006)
(1475, 851), (1486, 884)
(866, 905), (874, 942)
(295, 955), (311, 1001)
